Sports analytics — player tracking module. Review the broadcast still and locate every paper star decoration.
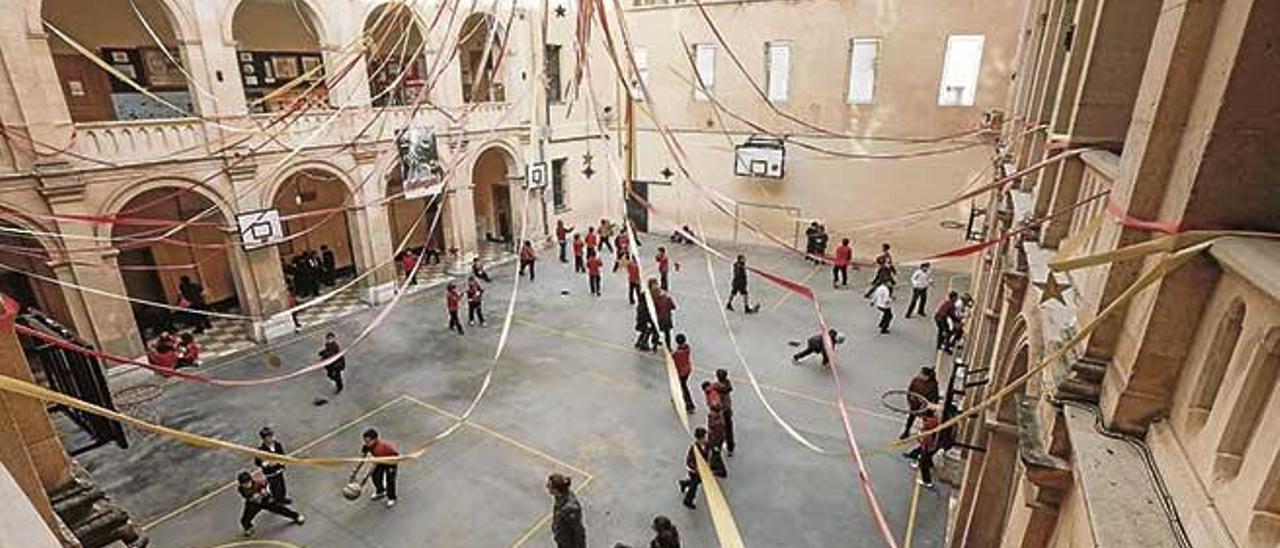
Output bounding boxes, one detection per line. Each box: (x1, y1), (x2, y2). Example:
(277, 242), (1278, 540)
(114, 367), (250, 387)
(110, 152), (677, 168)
(582, 151), (593, 165)
(1035, 273), (1071, 305)
(554, 5), (567, 17)
(582, 165), (596, 179)
(660, 167), (674, 179)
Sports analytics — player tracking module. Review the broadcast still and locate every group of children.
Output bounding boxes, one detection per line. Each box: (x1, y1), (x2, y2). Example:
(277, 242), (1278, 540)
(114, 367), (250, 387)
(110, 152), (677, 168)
(236, 427), (401, 537)
(145, 330), (202, 376)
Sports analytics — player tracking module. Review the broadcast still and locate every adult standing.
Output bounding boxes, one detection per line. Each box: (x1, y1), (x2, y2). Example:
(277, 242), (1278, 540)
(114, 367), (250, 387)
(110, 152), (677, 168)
(255, 427), (290, 503)
(724, 255), (759, 314)
(871, 282), (894, 335)
(634, 287), (658, 351)
(832, 238), (853, 288)
(320, 245), (336, 286)
(599, 219), (615, 254)
(899, 367), (939, 438)
(556, 220), (575, 263)
(548, 473), (587, 548)
(177, 275), (211, 333)
(905, 263), (933, 318)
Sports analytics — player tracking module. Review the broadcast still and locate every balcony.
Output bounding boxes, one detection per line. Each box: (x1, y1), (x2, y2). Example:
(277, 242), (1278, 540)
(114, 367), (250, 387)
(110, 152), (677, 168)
(59, 102), (526, 170)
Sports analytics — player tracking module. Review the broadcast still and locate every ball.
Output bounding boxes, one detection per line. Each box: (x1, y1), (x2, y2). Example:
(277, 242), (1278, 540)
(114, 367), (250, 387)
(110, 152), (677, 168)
(341, 482), (363, 500)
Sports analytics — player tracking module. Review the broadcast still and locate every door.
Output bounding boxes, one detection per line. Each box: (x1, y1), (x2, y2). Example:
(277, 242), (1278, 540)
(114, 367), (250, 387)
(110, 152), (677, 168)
(493, 184), (513, 241)
(52, 54), (115, 122)
(626, 182), (649, 233)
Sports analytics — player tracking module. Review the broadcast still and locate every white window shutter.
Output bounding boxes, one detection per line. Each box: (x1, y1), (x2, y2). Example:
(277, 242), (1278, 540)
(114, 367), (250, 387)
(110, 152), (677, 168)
(766, 42), (790, 102)
(847, 39), (878, 104)
(938, 35), (985, 106)
(694, 44), (716, 101)
(630, 46), (650, 99)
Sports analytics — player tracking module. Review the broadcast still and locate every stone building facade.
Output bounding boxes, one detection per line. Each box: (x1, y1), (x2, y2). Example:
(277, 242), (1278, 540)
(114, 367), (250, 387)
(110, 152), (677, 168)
(0, 0), (618, 359)
(949, 0), (1280, 546)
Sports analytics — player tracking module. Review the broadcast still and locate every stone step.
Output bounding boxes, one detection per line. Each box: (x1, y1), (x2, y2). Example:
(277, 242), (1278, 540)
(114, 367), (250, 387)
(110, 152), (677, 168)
(1071, 358), (1108, 383)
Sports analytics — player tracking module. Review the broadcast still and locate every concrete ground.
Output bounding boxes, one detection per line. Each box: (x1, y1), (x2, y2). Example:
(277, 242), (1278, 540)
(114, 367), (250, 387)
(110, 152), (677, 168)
(68, 236), (967, 548)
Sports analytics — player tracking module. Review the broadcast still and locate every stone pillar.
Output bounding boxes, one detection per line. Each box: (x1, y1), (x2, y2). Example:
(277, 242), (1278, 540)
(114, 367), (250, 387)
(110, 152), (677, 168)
(0, 296), (73, 532)
(958, 426), (1019, 547)
(352, 148), (398, 304)
(1097, 0), (1280, 433)
(1029, 0), (1079, 218)
(33, 179), (146, 357)
(222, 164), (292, 341)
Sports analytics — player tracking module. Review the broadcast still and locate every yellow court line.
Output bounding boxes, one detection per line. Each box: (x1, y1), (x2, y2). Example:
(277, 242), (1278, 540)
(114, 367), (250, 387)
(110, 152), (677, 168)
(141, 395), (409, 531)
(507, 475), (596, 548)
(399, 394), (594, 479)
(512, 317), (901, 424)
(903, 470), (923, 548)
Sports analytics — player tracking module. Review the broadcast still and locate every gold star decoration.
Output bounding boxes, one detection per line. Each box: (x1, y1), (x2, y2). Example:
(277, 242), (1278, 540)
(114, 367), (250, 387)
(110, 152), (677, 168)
(1035, 272), (1071, 305)
(582, 151), (593, 166)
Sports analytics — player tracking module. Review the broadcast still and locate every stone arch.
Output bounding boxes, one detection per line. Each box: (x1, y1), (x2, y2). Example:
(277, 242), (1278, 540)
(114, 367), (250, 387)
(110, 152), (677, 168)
(469, 140), (523, 245)
(0, 207), (77, 331)
(264, 158), (361, 210)
(31, 0), (199, 42)
(0, 203), (68, 262)
(362, 1), (431, 107)
(1189, 297), (1247, 424)
(222, 0), (334, 49)
(95, 176), (237, 239)
(457, 11), (508, 103)
(1215, 327), (1280, 480)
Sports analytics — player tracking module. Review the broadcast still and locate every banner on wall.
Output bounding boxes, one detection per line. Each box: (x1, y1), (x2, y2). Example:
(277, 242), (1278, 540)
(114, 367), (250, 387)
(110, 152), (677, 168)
(397, 127), (443, 199)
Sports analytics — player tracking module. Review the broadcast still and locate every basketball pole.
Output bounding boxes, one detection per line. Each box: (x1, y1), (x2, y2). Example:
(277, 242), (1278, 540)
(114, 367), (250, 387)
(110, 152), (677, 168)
(624, 86), (636, 227)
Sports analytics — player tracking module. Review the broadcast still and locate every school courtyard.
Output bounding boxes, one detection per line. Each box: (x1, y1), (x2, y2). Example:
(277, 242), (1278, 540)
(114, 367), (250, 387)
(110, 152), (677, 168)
(72, 238), (962, 548)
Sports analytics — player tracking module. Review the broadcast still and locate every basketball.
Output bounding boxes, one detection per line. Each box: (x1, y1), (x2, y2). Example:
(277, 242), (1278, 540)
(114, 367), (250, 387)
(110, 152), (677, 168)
(341, 482), (363, 500)
(266, 353), (282, 369)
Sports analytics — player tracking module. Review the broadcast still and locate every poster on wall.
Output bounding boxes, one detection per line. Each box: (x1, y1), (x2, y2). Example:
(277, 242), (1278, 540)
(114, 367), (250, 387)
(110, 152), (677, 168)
(140, 48), (185, 88)
(237, 209), (284, 250)
(397, 127), (443, 199)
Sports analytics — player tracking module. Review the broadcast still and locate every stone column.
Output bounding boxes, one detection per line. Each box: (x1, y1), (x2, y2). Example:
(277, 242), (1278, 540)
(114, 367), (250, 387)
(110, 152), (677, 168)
(958, 426), (1019, 547)
(0, 296), (73, 532)
(351, 148), (398, 304)
(1096, 0), (1280, 433)
(222, 164), (293, 342)
(1029, 0), (1079, 218)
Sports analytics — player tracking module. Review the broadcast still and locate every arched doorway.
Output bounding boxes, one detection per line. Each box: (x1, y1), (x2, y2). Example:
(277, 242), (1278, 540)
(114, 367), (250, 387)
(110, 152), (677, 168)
(111, 188), (238, 341)
(0, 219), (74, 329)
(365, 2), (429, 107)
(386, 167), (446, 271)
(231, 0), (328, 113)
(472, 146), (517, 246)
(43, 0), (196, 122)
(458, 13), (506, 103)
(272, 169), (357, 298)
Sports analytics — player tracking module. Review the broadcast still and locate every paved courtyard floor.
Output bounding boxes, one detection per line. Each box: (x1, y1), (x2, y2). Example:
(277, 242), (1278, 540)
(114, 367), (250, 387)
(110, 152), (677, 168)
(69, 236), (967, 548)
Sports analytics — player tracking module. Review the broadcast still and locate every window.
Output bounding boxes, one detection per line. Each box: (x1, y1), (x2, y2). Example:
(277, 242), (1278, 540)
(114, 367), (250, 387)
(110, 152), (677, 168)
(545, 44), (563, 104)
(847, 38), (878, 105)
(765, 41), (790, 102)
(938, 34), (985, 106)
(629, 46), (650, 99)
(1216, 328), (1280, 479)
(551, 158), (568, 211)
(693, 44), (716, 101)
(1189, 299), (1246, 424)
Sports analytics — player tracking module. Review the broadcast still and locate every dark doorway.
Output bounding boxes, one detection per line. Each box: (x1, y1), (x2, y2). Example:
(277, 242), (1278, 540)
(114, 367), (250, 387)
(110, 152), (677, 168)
(494, 184), (513, 241)
(626, 182), (649, 233)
